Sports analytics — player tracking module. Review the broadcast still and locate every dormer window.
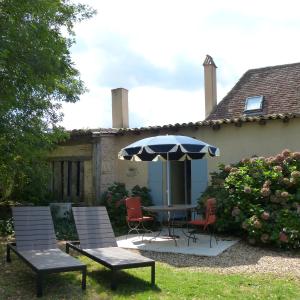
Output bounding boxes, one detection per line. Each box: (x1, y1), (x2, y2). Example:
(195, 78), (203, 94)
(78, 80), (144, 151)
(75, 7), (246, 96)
(244, 96), (264, 114)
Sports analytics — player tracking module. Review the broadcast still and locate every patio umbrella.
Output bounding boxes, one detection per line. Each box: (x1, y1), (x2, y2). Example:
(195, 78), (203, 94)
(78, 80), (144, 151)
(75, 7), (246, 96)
(118, 135), (220, 206)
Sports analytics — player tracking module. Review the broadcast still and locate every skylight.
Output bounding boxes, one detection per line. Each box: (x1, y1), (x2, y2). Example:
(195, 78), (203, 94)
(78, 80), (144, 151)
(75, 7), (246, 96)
(244, 96), (263, 113)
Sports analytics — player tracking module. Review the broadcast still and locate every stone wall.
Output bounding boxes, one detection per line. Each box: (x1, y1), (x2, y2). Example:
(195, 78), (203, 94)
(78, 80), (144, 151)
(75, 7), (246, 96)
(99, 136), (117, 193)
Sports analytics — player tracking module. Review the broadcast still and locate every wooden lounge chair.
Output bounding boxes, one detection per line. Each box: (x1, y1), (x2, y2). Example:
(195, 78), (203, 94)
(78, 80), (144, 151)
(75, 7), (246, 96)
(6, 206), (86, 297)
(66, 206), (155, 289)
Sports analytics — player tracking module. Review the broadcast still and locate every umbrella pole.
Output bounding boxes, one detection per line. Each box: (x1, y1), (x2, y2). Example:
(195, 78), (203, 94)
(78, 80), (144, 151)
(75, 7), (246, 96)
(167, 152), (170, 206)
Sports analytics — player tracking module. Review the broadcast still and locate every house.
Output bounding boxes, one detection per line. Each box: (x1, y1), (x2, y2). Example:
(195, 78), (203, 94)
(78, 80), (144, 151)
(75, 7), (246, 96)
(48, 56), (300, 206)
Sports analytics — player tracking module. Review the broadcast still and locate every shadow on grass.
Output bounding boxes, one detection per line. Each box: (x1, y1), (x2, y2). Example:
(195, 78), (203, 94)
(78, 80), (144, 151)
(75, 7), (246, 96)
(87, 268), (161, 296)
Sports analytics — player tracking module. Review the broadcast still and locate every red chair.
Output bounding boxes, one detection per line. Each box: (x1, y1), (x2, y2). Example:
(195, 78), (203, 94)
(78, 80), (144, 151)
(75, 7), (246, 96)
(125, 197), (153, 238)
(187, 198), (218, 247)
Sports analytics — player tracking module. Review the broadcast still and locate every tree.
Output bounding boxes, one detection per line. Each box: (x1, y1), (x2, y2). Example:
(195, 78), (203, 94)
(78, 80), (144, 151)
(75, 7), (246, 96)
(0, 0), (95, 202)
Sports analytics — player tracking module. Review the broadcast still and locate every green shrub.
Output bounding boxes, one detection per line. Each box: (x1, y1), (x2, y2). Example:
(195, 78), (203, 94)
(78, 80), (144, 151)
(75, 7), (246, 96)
(199, 149), (300, 249)
(0, 218), (14, 236)
(50, 205), (78, 241)
(100, 182), (154, 234)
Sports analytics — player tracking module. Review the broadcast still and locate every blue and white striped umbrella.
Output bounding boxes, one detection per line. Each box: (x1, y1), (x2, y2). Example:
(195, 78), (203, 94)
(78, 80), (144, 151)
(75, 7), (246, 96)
(118, 135), (220, 206)
(118, 135), (220, 161)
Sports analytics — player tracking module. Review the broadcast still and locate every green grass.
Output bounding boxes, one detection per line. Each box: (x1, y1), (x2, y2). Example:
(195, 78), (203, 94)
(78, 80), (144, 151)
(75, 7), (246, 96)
(0, 243), (299, 300)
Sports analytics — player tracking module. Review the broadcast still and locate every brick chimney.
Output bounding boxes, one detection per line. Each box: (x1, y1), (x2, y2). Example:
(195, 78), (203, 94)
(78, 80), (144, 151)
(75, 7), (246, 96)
(111, 88), (129, 128)
(203, 55), (217, 118)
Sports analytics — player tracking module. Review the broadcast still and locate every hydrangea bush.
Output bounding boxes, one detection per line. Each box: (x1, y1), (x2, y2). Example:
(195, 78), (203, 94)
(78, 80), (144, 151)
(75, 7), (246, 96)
(199, 149), (300, 249)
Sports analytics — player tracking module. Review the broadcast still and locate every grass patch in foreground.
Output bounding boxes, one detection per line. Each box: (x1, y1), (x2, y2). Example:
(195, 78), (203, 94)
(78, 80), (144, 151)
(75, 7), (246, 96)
(0, 243), (299, 299)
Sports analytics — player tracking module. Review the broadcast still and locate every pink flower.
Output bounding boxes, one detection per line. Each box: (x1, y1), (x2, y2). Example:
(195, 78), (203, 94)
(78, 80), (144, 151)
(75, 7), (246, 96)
(282, 177), (290, 186)
(253, 220), (262, 229)
(273, 165), (282, 172)
(261, 187), (271, 197)
(241, 158), (250, 163)
(279, 232), (289, 243)
(263, 180), (271, 188)
(250, 157), (258, 163)
(291, 171), (300, 178)
(230, 167), (238, 173)
(281, 149), (291, 158)
(244, 186), (252, 193)
(224, 165), (232, 172)
(281, 191), (289, 198)
(275, 154), (285, 163)
(292, 152), (300, 160)
(261, 211), (270, 220)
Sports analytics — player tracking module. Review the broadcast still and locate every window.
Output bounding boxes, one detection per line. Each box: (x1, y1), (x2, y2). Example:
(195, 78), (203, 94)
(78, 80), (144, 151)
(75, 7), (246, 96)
(50, 160), (84, 202)
(244, 96), (264, 113)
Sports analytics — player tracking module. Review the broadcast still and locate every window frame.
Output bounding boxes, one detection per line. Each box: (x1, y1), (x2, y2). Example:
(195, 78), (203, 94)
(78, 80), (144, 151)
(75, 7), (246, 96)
(244, 95), (264, 114)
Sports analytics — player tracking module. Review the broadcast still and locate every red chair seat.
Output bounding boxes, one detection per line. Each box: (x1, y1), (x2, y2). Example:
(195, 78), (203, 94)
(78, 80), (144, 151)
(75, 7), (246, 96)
(188, 219), (206, 226)
(127, 216), (153, 222)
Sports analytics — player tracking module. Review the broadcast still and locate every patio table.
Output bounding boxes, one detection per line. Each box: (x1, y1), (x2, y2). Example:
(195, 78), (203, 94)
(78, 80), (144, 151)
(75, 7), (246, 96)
(143, 204), (197, 246)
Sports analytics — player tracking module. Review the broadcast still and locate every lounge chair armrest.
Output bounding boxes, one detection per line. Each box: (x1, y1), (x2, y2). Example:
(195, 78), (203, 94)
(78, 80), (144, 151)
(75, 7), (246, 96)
(65, 241), (82, 254)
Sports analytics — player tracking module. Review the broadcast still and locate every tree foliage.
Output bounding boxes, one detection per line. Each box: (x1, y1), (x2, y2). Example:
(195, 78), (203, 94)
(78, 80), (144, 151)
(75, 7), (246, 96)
(0, 0), (95, 202)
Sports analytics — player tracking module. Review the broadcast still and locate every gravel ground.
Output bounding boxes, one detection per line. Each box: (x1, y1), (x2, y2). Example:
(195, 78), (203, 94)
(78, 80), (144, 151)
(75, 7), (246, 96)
(137, 241), (300, 280)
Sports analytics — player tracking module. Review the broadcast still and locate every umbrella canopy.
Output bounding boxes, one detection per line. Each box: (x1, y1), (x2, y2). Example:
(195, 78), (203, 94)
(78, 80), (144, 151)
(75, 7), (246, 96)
(118, 135), (220, 161)
(118, 135), (220, 206)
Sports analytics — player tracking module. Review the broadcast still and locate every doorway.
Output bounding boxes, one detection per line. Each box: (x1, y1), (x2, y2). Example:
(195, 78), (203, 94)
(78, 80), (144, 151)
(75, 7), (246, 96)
(170, 161), (191, 205)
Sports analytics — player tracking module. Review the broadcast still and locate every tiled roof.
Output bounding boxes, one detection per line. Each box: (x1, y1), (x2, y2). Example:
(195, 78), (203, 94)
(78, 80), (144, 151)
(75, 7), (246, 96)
(68, 113), (300, 137)
(117, 113), (299, 134)
(207, 62), (300, 120)
(69, 128), (119, 137)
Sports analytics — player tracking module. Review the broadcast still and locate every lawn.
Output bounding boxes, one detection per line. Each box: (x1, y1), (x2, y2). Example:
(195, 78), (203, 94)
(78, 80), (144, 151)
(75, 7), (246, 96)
(0, 241), (299, 300)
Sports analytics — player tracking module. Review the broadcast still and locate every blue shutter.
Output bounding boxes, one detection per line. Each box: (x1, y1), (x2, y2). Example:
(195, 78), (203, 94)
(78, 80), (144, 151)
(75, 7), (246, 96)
(148, 161), (163, 206)
(191, 159), (208, 206)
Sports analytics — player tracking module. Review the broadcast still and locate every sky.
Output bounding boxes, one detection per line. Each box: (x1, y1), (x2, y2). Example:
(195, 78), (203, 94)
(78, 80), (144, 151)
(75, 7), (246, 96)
(61, 0), (300, 129)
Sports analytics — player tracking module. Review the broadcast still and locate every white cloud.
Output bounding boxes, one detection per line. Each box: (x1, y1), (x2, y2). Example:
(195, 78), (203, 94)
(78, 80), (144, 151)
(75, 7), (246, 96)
(61, 0), (300, 129)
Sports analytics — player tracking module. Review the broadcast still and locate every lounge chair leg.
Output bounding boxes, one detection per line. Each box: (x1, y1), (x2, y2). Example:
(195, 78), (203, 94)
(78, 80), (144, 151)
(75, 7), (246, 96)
(82, 267), (87, 290)
(36, 273), (43, 297)
(6, 244), (11, 263)
(151, 264), (155, 287)
(111, 270), (117, 290)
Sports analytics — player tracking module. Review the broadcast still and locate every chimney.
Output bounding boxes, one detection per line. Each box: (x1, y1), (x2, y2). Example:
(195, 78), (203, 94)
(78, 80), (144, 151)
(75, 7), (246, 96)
(203, 55), (217, 118)
(111, 88), (129, 128)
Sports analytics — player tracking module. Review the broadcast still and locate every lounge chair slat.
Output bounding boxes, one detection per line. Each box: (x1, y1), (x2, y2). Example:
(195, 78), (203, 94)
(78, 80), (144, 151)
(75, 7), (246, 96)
(72, 207), (117, 249)
(13, 207), (49, 213)
(12, 207), (57, 251)
(69, 206), (155, 289)
(14, 224), (54, 231)
(8, 207), (86, 297)
(14, 220), (54, 227)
